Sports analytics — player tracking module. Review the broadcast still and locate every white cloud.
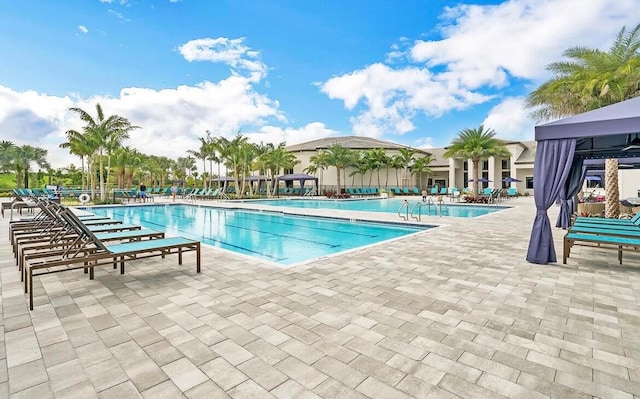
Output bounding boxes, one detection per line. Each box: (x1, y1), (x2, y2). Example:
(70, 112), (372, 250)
(320, 0), (640, 141)
(244, 122), (338, 147)
(78, 25), (88, 34)
(411, 0), (640, 85)
(483, 97), (536, 141)
(108, 9), (130, 22)
(0, 73), (294, 169)
(178, 37), (267, 81)
(321, 63), (491, 138)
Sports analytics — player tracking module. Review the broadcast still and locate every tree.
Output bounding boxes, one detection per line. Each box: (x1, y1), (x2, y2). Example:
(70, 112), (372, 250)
(320, 144), (354, 194)
(526, 24), (640, 218)
(304, 152), (329, 195)
(10, 145), (50, 188)
(412, 155), (434, 189)
(60, 130), (95, 190)
(396, 148), (417, 187)
(443, 125), (509, 197)
(0, 141), (16, 173)
(68, 103), (140, 200)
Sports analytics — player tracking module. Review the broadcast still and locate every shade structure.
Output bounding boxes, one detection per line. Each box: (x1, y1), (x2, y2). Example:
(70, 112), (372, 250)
(528, 96), (640, 264)
(468, 178), (491, 183)
(502, 177), (522, 183)
(584, 176), (601, 182)
(276, 173), (319, 192)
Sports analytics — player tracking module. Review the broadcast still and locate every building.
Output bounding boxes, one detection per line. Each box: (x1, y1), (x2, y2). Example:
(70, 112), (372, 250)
(286, 136), (536, 194)
(286, 136), (432, 191)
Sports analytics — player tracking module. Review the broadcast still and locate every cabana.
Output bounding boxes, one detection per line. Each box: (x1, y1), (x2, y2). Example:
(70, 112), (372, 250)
(527, 96), (640, 264)
(276, 173), (319, 193)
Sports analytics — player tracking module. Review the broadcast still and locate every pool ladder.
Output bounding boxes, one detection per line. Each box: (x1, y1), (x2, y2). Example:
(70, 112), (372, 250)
(398, 198), (447, 221)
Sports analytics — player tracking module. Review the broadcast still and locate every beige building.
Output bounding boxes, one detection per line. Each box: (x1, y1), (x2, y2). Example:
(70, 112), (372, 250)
(286, 136), (536, 194)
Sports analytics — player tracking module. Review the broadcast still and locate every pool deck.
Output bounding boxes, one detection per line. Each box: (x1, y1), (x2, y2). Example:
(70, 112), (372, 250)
(1, 196), (640, 398)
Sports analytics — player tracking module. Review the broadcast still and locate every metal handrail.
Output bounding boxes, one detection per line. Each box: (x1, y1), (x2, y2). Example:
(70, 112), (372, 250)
(397, 201), (409, 220)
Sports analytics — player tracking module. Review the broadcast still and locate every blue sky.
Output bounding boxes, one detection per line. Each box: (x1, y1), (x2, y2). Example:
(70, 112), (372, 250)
(0, 0), (639, 168)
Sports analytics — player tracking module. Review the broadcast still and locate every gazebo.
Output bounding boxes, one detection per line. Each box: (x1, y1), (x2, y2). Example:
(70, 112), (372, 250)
(276, 173), (319, 193)
(527, 96), (640, 264)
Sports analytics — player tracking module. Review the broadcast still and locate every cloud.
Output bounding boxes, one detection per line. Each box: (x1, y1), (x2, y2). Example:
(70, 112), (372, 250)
(178, 37), (267, 81)
(244, 122), (339, 147)
(0, 73), (292, 169)
(320, 63), (491, 138)
(108, 9), (130, 22)
(320, 0), (640, 141)
(78, 25), (88, 34)
(483, 97), (536, 142)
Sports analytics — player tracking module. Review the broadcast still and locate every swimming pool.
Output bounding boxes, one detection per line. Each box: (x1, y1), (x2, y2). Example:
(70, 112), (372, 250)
(87, 205), (431, 265)
(243, 198), (507, 218)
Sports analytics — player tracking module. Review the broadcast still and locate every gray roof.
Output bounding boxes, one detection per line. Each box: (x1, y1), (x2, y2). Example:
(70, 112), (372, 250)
(423, 147), (449, 167)
(514, 141), (537, 164)
(286, 136), (430, 155)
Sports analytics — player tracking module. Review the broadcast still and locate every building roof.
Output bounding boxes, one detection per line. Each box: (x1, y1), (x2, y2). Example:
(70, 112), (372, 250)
(423, 147), (449, 167)
(514, 141), (537, 164)
(286, 136), (430, 155)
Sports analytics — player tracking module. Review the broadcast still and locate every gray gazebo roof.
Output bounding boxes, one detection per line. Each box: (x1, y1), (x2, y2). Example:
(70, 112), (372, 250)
(535, 96), (640, 159)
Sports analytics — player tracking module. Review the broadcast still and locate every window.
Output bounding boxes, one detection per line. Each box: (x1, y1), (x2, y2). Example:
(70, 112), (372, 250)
(501, 159), (510, 170)
(526, 177), (534, 189)
(463, 161), (468, 171)
(482, 161), (489, 170)
(463, 172), (468, 185)
(501, 171), (510, 188)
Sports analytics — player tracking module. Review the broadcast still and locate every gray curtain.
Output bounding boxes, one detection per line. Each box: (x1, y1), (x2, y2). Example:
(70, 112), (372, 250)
(555, 157), (586, 229)
(526, 138), (576, 264)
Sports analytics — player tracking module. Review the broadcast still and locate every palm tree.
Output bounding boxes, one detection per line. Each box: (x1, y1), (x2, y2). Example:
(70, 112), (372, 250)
(263, 143), (299, 197)
(321, 144), (354, 194)
(390, 155), (404, 187)
(60, 130), (95, 190)
(526, 24), (640, 217)
(304, 152), (329, 195)
(68, 103), (140, 200)
(0, 141), (16, 173)
(396, 148), (417, 187)
(443, 125), (510, 197)
(412, 155), (434, 189)
(363, 148), (387, 187)
(10, 145), (50, 188)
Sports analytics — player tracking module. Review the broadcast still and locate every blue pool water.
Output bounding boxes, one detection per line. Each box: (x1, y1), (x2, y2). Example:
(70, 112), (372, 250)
(244, 198), (507, 218)
(88, 205), (430, 265)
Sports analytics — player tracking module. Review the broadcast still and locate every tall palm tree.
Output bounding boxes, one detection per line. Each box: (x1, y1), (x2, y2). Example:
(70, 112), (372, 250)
(68, 103), (140, 200)
(396, 147), (417, 187)
(304, 152), (329, 195)
(60, 130), (95, 190)
(443, 125), (509, 197)
(0, 141), (16, 173)
(526, 24), (640, 217)
(320, 144), (354, 194)
(411, 155), (434, 189)
(363, 148), (387, 187)
(263, 143), (299, 197)
(11, 145), (50, 188)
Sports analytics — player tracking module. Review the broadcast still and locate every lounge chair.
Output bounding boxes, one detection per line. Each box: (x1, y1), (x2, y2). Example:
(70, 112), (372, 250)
(563, 231), (640, 265)
(1, 189), (39, 218)
(24, 209), (201, 310)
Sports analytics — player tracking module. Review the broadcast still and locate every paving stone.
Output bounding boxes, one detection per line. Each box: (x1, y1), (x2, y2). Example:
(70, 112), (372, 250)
(161, 357), (208, 392)
(211, 339), (254, 366)
(46, 358), (87, 393)
(54, 381), (99, 399)
(97, 381), (142, 399)
(184, 380), (230, 399)
(238, 357), (288, 391)
(200, 356), (247, 391)
(141, 379), (184, 399)
(85, 358), (129, 392)
(8, 381), (53, 399)
(275, 356), (327, 389)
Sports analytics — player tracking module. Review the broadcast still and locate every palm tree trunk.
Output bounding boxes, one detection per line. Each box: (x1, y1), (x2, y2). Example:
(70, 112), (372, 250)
(473, 160), (480, 198)
(605, 158), (620, 218)
(336, 167), (341, 194)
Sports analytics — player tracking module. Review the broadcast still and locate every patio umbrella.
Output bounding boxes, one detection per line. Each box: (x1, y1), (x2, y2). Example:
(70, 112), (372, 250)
(468, 178), (491, 183)
(584, 176), (601, 182)
(501, 177), (522, 183)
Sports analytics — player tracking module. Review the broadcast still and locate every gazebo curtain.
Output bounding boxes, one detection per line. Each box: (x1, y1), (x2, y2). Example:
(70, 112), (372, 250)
(555, 157), (586, 229)
(526, 138), (576, 264)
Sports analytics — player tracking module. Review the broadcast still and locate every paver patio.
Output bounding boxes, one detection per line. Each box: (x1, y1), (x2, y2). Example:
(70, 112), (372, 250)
(1, 196), (640, 398)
